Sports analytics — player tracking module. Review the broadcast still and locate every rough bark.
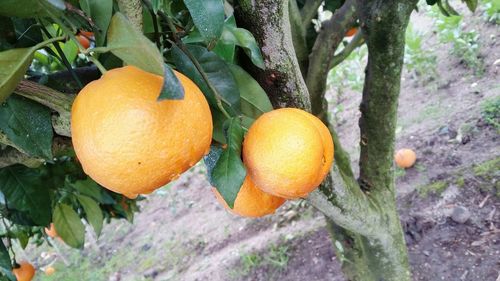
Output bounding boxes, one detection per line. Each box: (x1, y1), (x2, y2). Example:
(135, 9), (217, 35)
(234, 0), (310, 110)
(306, 0), (357, 119)
(288, 0), (309, 75)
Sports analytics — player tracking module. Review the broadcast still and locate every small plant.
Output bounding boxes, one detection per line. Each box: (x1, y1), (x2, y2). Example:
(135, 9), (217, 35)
(430, 8), (484, 75)
(418, 181), (449, 197)
(481, 0), (500, 24)
(265, 244), (290, 270)
(481, 97), (500, 131)
(404, 24), (438, 84)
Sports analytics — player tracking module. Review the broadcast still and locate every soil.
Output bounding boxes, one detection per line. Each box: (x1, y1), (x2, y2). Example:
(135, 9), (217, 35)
(29, 6), (499, 281)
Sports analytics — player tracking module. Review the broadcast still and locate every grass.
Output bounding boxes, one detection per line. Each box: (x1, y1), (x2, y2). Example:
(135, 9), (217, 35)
(473, 157), (500, 177)
(481, 96), (500, 132)
(229, 243), (290, 280)
(418, 181), (449, 197)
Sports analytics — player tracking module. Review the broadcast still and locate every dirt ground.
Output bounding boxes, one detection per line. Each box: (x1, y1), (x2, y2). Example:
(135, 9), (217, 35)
(27, 7), (499, 281)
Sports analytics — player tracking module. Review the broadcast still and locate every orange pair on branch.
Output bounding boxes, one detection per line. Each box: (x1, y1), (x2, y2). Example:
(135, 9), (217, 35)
(213, 108), (334, 217)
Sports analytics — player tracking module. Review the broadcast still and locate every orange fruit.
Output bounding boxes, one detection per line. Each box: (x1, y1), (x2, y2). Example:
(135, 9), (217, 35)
(44, 223), (57, 238)
(345, 27), (357, 37)
(243, 108), (334, 199)
(71, 66), (213, 198)
(79, 30), (94, 38)
(212, 176), (286, 217)
(13, 261), (35, 281)
(45, 266), (55, 276)
(395, 148), (417, 168)
(76, 35), (90, 49)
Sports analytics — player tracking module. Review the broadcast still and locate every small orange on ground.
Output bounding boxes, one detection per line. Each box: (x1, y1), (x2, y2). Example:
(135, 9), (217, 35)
(44, 266), (55, 276)
(243, 108), (334, 199)
(13, 261), (35, 281)
(44, 223), (57, 238)
(76, 35), (90, 49)
(212, 176), (286, 217)
(71, 66), (213, 198)
(394, 148), (417, 168)
(345, 27), (357, 37)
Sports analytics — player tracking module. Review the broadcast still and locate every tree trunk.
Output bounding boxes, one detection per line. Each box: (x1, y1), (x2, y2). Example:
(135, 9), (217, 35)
(234, 0), (416, 280)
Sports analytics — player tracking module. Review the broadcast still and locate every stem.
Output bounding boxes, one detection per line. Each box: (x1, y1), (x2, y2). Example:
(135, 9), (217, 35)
(141, 0), (162, 49)
(300, 0), (323, 34)
(87, 55), (107, 74)
(14, 80), (73, 115)
(330, 30), (365, 69)
(38, 23), (83, 89)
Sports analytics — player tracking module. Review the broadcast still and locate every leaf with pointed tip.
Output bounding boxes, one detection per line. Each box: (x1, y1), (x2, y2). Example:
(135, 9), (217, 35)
(53, 203), (85, 249)
(77, 195), (103, 237)
(184, 0), (224, 44)
(158, 64), (184, 100)
(0, 47), (35, 103)
(79, 0), (113, 46)
(220, 19), (265, 69)
(106, 12), (163, 75)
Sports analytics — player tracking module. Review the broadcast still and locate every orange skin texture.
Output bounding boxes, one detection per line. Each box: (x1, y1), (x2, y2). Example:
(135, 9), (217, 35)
(13, 262), (35, 281)
(243, 108), (334, 199)
(45, 266), (55, 276)
(44, 223), (57, 238)
(76, 35), (90, 49)
(212, 176), (286, 217)
(345, 27), (357, 37)
(395, 149), (417, 168)
(71, 66), (213, 198)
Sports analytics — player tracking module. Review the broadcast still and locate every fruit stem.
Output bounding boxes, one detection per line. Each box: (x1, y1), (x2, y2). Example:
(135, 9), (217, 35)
(152, 1), (233, 119)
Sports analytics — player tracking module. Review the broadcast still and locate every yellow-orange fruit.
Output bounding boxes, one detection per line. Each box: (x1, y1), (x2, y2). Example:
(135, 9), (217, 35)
(71, 66), (213, 198)
(45, 266), (55, 276)
(13, 262), (35, 281)
(394, 148), (417, 168)
(212, 176), (286, 217)
(76, 35), (90, 49)
(243, 108), (334, 199)
(44, 223), (57, 238)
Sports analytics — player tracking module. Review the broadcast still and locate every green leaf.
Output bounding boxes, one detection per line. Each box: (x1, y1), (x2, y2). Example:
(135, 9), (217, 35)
(426, 0), (437, 5)
(464, 0), (477, 12)
(68, 178), (115, 204)
(0, 95), (54, 159)
(79, 0), (113, 46)
(324, 0), (345, 12)
(227, 64), (272, 120)
(203, 145), (224, 185)
(0, 0), (65, 18)
(171, 44), (241, 115)
(76, 195), (103, 237)
(61, 40), (79, 64)
(0, 240), (12, 280)
(184, 0), (224, 44)
(212, 41), (235, 63)
(0, 17), (15, 52)
(212, 148), (246, 208)
(106, 12), (164, 75)
(17, 232), (29, 249)
(0, 165), (52, 226)
(211, 117), (246, 208)
(0, 47), (35, 103)
(221, 18), (265, 69)
(53, 203), (85, 249)
(158, 64), (184, 100)
(211, 109), (227, 143)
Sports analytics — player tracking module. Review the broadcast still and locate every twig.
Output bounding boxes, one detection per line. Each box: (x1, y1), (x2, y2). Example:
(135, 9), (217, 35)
(330, 30), (365, 69)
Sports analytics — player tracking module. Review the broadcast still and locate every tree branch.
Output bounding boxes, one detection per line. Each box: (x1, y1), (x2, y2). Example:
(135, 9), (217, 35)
(234, 0), (310, 110)
(289, 0), (308, 75)
(300, 0), (323, 34)
(330, 29), (365, 69)
(117, 0), (143, 31)
(306, 0), (357, 119)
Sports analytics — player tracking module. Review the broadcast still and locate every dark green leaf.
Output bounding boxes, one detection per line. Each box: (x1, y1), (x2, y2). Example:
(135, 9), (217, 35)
(17, 232), (29, 249)
(68, 178), (115, 204)
(0, 0), (65, 18)
(227, 64), (272, 120)
(79, 0), (113, 46)
(171, 44), (241, 115)
(0, 95), (53, 159)
(184, 0), (224, 44)
(76, 195), (103, 237)
(0, 165), (52, 226)
(211, 108), (227, 143)
(158, 64), (184, 100)
(212, 41), (235, 63)
(53, 203), (85, 249)
(0, 47), (35, 103)
(203, 145), (224, 186)
(211, 117), (246, 208)
(324, 0), (345, 12)
(0, 240), (12, 280)
(0, 17), (15, 51)
(106, 12), (164, 75)
(426, 0), (437, 5)
(464, 0), (477, 12)
(212, 148), (246, 208)
(12, 19), (43, 48)
(221, 19), (265, 69)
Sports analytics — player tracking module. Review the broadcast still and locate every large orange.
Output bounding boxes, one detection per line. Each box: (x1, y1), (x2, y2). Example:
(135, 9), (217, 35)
(212, 176), (285, 217)
(71, 66), (213, 198)
(13, 262), (35, 281)
(394, 148), (417, 168)
(243, 108), (334, 199)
